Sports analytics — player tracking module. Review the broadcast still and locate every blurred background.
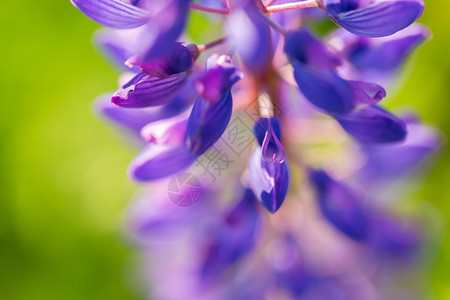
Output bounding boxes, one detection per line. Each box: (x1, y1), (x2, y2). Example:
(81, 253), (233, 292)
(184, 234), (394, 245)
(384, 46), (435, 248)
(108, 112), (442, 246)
(1, 1), (449, 299)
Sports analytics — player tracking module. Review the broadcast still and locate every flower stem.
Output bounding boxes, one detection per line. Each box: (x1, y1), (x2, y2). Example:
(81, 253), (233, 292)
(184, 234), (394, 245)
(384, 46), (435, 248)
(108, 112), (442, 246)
(258, 93), (274, 118)
(198, 37), (228, 52)
(189, 3), (229, 15)
(266, 0), (318, 12)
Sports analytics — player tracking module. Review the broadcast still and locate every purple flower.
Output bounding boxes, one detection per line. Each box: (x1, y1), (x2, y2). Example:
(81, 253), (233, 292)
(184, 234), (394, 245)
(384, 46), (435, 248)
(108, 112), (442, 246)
(358, 117), (442, 184)
(366, 212), (422, 259)
(129, 54), (240, 181)
(284, 28), (386, 115)
(195, 54), (242, 103)
(269, 235), (316, 296)
(200, 189), (260, 278)
(112, 71), (190, 108)
(71, 0), (190, 62)
(70, 0), (149, 29)
(140, 113), (190, 145)
(111, 43), (196, 108)
(93, 28), (141, 72)
(323, 0), (425, 37)
(129, 145), (196, 181)
(309, 169), (370, 241)
(133, 0), (191, 62)
(335, 105), (407, 144)
(249, 117), (289, 213)
(227, 0), (273, 73)
(186, 55), (241, 155)
(329, 24), (430, 85)
(72, 0), (439, 298)
(94, 83), (196, 140)
(128, 186), (214, 243)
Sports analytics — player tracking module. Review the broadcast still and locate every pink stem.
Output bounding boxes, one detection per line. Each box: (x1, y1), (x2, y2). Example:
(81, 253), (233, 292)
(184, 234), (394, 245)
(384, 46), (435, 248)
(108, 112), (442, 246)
(198, 37), (228, 52)
(189, 3), (229, 15)
(266, 0), (318, 12)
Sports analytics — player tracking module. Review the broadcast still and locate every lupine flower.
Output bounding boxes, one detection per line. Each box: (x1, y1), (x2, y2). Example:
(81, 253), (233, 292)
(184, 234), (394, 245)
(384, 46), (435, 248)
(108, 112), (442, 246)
(284, 28), (387, 115)
(128, 54), (241, 181)
(70, 0), (149, 29)
(309, 169), (370, 241)
(200, 189), (260, 277)
(334, 104), (407, 143)
(112, 43), (197, 108)
(227, 0), (273, 73)
(72, 0), (441, 298)
(328, 23), (430, 86)
(249, 116), (289, 213)
(322, 0), (425, 37)
(284, 28), (356, 115)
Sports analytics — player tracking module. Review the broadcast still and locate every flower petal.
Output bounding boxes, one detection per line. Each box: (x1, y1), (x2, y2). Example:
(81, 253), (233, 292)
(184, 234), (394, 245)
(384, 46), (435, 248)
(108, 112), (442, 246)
(129, 145), (195, 181)
(253, 117), (282, 146)
(348, 80), (386, 105)
(228, 3), (273, 73)
(284, 29), (354, 115)
(128, 42), (194, 77)
(309, 169), (369, 241)
(329, 1), (425, 37)
(201, 189), (260, 277)
(140, 113), (189, 145)
(249, 147), (289, 214)
(195, 55), (242, 103)
(95, 93), (155, 137)
(136, 0), (190, 62)
(93, 28), (140, 72)
(95, 86), (195, 139)
(71, 0), (149, 29)
(112, 71), (188, 108)
(367, 213), (422, 258)
(358, 122), (442, 182)
(128, 188), (214, 244)
(186, 90), (233, 156)
(346, 24), (429, 73)
(284, 29), (342, 70)
(335, 105), (407, 143)
(292, 62), (354, 115)
(255, 118), (286, 163)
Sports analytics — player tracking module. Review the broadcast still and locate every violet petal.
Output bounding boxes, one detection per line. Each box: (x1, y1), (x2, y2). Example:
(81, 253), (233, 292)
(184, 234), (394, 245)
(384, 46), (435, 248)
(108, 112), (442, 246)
(129, 145), (195, 181)
(284, 29), (354, 115)
(335, 105), (407, 144)
(195, 55), (242, 103)
(309, 169), (369, 241)
(201, 189), (260, 277)
(131, 42), (194, 77)
(249, 147), (289, 214)
(348, 80), (386, 105)
(328, 0), (425, 37)
(228, 3), (273, 73)
(186, 90), (233, 156)
(136, 0), (190, 62)
(71, 0), (149, 29)
(112, 71), (188, 108)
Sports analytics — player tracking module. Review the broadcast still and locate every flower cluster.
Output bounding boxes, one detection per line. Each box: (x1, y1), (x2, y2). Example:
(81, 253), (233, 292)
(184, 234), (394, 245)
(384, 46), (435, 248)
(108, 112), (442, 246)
(72, 0), (441, 299)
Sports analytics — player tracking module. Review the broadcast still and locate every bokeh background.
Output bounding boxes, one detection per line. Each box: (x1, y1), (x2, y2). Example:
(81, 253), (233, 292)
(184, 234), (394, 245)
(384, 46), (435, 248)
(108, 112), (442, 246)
(1, 1), (449, 299)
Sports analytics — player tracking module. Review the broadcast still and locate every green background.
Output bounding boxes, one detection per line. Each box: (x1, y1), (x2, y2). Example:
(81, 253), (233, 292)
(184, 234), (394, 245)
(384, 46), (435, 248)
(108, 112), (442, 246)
(0, 1), (449, 299)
